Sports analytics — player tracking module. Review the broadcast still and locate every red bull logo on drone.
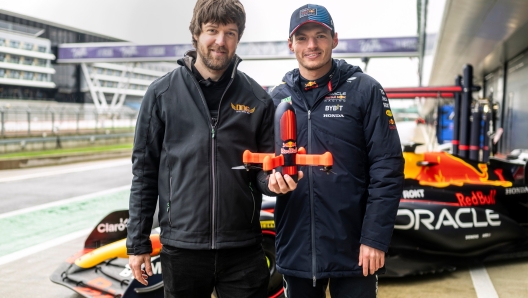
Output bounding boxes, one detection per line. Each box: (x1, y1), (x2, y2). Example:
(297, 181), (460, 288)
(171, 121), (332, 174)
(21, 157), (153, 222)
(281, 141), (297, 154)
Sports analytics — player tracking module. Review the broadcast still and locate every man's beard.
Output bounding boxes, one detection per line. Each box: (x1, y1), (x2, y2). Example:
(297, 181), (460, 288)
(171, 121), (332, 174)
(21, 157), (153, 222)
(197, 43), (234, 71)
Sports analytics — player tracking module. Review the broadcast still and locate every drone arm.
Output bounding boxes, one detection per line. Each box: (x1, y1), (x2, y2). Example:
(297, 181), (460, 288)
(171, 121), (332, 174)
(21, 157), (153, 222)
(243, 150), (275, 164)
(263, 155), (285, 172)
(296, 152), (333, 168)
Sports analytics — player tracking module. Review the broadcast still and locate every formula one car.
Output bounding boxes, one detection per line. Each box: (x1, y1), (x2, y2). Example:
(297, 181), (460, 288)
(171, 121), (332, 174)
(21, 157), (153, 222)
(51, 146), (528, 296)
(50, 209), (284, 298)
(384, 144), (528, 277)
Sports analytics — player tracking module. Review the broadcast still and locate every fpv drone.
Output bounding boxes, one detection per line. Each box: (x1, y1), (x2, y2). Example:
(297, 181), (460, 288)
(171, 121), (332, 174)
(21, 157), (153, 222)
(235, 101), (333, 181)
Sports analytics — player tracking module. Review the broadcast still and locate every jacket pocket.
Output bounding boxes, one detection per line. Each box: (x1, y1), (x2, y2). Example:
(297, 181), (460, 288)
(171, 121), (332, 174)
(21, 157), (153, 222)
(167, 175), (172, 227)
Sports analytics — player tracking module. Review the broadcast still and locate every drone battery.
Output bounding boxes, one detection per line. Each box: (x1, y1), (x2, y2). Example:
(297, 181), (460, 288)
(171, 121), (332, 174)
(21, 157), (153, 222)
(274, 101), (298, 182)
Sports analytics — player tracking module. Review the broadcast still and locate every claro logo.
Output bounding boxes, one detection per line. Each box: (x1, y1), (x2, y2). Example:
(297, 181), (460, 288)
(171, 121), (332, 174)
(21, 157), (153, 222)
(97, 218), (128, 233)
(394, 208), (501, 230)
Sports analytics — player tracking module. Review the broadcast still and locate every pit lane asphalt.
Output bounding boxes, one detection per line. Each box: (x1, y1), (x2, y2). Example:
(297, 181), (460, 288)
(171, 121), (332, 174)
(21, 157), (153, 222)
(0, 158), (527, 297)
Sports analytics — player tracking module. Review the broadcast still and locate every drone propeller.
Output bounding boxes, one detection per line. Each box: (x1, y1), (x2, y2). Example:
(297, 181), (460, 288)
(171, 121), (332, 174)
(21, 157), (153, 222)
(232, 165), (263, 171)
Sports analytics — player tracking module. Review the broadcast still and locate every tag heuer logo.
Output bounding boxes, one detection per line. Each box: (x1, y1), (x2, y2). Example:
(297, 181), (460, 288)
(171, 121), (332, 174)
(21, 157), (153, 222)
(231, 103), (255, 114)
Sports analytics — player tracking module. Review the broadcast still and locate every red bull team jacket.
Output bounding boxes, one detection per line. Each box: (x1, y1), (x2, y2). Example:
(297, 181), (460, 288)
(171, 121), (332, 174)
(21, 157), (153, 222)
(270, 59), (405, 279)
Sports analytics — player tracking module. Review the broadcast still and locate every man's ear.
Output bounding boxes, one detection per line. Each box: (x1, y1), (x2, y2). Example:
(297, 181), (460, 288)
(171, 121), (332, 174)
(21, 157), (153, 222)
(288, 38), (294, 52)
(332, 32), (339, 49)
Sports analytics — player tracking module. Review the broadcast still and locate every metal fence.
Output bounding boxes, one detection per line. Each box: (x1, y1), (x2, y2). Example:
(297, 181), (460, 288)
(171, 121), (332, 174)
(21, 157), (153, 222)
(0, 105), (138, 138)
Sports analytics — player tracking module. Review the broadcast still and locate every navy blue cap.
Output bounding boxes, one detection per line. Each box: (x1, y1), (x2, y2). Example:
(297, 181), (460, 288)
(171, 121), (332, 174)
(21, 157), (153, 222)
(289, 4), (334, 38)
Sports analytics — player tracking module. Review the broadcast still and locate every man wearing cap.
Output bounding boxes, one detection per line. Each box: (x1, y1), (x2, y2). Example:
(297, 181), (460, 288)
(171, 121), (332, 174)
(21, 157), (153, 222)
(268, 4), (404, 297)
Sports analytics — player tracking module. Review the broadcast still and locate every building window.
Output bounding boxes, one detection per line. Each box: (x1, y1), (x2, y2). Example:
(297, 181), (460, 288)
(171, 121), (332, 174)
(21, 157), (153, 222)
(10, 55), (20, 64)
(23, 58), (34, 65)
(38, 46), (47, 53)
(24, 43), (34, 51)
(97, 68), (103, 74)
(115, 71), (122, 76)
(0, 38), (4, 46)
(9, 70), (21, 79)
(0, 53), (4, 62)
(23, 72), (34, 80)
(0, 69), (4, 77)
(36, 73), (45, 81)
(37, 59), (47, 67)
(10, 40), (20, 48)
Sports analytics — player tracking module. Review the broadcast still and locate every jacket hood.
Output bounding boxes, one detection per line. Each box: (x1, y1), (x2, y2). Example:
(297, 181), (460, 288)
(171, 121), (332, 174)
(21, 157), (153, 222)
(282, 59), (363, 88)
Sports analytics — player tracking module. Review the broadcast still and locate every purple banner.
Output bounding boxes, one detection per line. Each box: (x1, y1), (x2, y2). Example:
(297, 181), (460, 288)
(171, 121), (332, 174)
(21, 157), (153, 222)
(335, 37), (418, 54)
(58, 44), (191, 62)
(57, 37), (418, 62)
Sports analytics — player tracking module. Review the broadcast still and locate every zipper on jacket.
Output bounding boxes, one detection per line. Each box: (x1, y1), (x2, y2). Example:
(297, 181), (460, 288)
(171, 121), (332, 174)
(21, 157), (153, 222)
(168, 176), (172, 227)
(293, 73), (338, 285)
(293, 87), (317, 285)
(308, 109), (317, 286)
(185, 58), (239, 249)
(210, 65), (237, 248)
(211, 125), (217, 248)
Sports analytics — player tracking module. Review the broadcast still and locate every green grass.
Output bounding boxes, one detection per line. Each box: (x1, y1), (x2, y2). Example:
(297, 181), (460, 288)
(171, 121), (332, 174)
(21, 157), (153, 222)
(0, 143), (133, 159)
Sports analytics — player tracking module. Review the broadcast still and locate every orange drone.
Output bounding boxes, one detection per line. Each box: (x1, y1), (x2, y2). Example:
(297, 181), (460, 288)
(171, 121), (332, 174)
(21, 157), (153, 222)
(235, 101), (333, 182)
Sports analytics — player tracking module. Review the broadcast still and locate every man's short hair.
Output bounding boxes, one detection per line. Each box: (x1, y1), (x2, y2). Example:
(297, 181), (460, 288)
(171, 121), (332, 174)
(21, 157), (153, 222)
(189, 0), (246, 48)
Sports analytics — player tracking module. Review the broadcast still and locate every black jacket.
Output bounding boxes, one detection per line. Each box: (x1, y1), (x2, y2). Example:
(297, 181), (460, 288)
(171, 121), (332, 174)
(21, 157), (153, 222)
(127, 52), (274, 255)
(270, 59), (404, 279)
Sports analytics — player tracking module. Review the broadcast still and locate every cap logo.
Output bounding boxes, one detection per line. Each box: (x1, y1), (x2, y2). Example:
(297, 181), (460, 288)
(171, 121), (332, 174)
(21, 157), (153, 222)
(300, 8), (317, 18)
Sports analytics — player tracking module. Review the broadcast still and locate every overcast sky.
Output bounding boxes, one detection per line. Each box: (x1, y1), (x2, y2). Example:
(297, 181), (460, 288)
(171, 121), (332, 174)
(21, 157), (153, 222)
(0, 0), (437, 87)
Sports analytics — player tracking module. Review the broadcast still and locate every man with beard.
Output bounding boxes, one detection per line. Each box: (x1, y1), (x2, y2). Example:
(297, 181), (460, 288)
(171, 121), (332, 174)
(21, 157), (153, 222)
(126, 0), (299, 297)
(268, 4), (404, 297)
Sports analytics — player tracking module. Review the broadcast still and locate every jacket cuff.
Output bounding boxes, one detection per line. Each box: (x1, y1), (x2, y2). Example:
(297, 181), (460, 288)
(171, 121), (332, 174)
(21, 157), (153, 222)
(127, 245), (153, 255)
(257, 170), (277, 197)
(360, 236), (389, 253)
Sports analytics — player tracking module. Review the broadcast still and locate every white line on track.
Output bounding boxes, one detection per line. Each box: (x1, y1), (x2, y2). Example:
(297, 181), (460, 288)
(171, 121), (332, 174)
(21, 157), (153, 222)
(0, 228), (91, 266)
(0, 159), (130, 183)
(470, 264), (499, 298)
(0, 185), (130, 219)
